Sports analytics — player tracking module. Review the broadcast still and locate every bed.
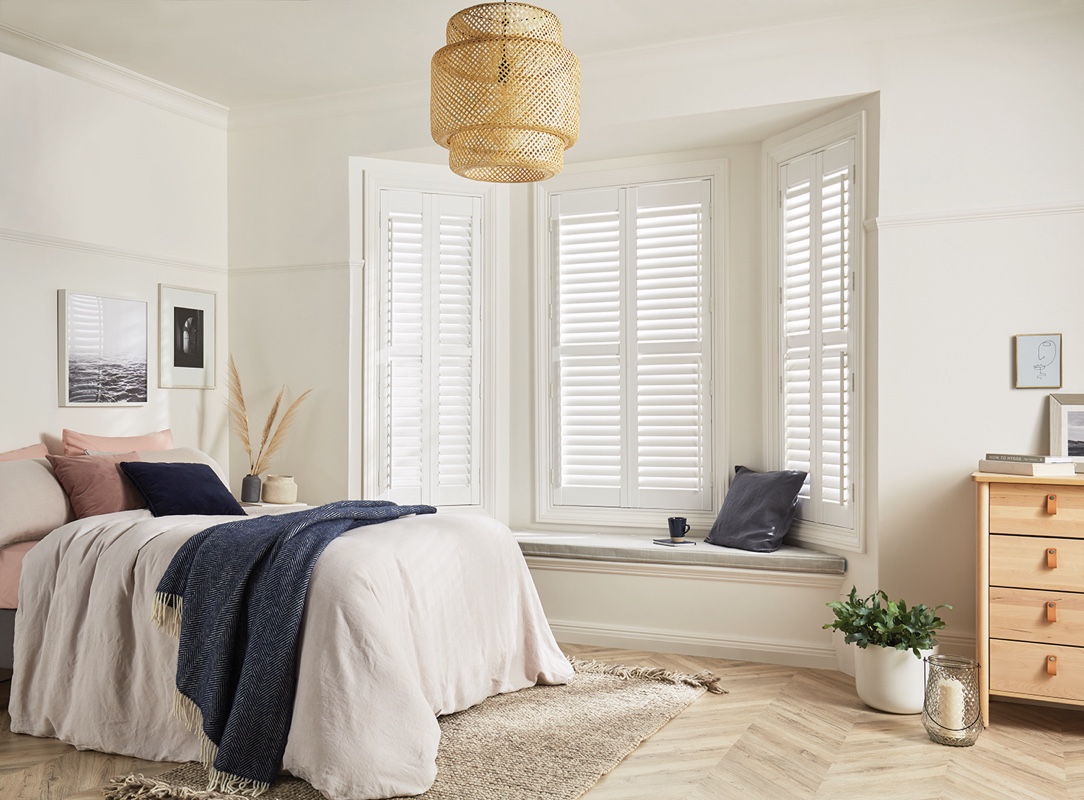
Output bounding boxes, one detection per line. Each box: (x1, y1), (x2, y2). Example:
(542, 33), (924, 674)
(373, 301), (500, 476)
(3, 445), (573, 800)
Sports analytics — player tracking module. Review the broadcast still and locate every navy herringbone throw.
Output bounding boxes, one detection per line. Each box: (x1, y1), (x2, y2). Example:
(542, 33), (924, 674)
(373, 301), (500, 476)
(152, 500), (437, 795)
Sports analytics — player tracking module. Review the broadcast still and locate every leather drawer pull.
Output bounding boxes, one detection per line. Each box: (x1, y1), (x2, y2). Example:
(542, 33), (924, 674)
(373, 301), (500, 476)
(1048, 655), (1058, 676)
(1048, 602), (1058, 622)
(1047, 494), (1058, 515)
(1048, 548), (1059, 569)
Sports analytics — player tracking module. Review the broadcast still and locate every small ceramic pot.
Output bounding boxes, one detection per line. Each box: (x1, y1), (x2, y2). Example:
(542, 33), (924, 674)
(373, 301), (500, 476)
(262, 475), (298, 504)
(240, 474), (262, 503)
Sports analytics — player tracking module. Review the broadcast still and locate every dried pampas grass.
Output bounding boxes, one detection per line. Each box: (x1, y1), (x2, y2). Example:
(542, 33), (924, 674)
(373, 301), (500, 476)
(227, 355), (312, 477)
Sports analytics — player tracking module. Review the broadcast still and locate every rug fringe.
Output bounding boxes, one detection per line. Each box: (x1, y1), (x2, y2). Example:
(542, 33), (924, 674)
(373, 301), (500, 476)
(569, 655), (727, 694)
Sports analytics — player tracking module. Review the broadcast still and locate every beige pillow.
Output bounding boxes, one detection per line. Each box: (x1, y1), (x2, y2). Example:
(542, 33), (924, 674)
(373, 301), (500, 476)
(46, 452), (146, 520)
(0, 459), (75, 547)
(62, 428), (173, 457)
(0, 443), (48, 462)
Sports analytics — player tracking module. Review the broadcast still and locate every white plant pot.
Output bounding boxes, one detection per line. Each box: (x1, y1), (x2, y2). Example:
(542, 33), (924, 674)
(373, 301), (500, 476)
(853, 645), (933, 714)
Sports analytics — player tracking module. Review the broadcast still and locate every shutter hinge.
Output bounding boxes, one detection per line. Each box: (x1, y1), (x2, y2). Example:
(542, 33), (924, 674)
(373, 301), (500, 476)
(778, 190), (782, 209)
(779, 286), (783, 305)
(851, 371), (856, 392)
(779, 375), (783, 393)
(850, 271), (856, 292)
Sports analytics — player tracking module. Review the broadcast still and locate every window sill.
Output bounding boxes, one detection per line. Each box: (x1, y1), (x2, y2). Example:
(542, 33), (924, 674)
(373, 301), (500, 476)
(513, 531), (846, 575)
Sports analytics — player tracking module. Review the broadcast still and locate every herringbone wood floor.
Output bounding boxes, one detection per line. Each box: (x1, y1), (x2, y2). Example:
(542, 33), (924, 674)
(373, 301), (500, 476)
(2, 643), (1084, 799)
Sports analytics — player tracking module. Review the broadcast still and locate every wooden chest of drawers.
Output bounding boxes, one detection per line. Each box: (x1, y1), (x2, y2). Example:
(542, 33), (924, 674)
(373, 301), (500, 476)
(976, 473), (1084, 724)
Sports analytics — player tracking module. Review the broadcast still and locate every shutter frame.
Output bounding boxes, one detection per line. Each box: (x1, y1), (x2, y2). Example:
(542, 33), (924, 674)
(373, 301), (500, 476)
(549, 177), (714, 512)
(379, 189), (483, 507)
(772, 122), (863, 550)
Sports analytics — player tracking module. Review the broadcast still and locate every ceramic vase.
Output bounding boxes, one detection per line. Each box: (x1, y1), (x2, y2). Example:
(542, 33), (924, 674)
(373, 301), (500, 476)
(241, 474), (262, 503)
(262, 474), (298, 504)
(853, 645), (933, 714)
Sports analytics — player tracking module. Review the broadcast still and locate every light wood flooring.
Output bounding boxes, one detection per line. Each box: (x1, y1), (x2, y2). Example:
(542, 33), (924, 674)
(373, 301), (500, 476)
(3, 644), (1084, 799)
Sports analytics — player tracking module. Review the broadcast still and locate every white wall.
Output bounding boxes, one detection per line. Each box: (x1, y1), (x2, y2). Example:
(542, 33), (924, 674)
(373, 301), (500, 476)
(0, 0), (1076, 669)
(225, 2), (1084, 663)
(0, 51), (229, 465)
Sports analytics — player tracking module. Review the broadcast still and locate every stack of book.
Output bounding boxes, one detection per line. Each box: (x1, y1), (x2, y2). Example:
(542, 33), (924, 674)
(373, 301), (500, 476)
(978, 453), (1077, 476)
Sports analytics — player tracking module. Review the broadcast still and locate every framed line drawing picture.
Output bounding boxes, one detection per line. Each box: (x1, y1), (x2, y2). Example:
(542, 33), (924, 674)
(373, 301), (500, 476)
(1015, 333), (1062, 389)
(1050, 394), (1084, 458)
(58, 290), (148, 406)
(159, 285), (216, 389)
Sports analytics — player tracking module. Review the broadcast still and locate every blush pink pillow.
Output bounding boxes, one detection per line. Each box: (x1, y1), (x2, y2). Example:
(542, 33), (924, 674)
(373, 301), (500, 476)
(62, 428), (173, 457)
(0, 443), (48, 462)
(45, 452), (145, 519)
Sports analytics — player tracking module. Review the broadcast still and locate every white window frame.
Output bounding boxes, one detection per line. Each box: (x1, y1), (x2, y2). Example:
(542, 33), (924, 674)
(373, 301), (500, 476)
(533, 160), (728, 530)
(353, 158), (504, 514)
(764, 113), (866, 553)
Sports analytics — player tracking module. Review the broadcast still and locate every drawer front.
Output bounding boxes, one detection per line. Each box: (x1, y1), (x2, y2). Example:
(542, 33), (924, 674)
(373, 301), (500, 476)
(990, 483), (1084, 538)
(990, 587), (1084, 646)
(990, 535), (1084, 592)
(990, 640), (1084, 702)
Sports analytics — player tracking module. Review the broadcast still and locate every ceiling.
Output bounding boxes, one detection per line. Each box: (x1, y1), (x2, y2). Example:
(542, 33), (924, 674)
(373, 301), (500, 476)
(0, 0), (905, 109)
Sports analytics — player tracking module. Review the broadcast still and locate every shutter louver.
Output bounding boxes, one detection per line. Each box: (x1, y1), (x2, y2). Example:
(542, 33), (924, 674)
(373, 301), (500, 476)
(554, 191), (622, 506)
(634, 185), (710, 508)
(387, 211), (425, 503)
(436, 211), (477, 505)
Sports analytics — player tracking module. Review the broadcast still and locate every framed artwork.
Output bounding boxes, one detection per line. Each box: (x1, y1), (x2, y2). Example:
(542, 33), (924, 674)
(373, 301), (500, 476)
(1050, 394), (1084, 457)
(1015, 333), (1062, 389)
(159, 285), (216, 389)
(58, 290), (148, 406)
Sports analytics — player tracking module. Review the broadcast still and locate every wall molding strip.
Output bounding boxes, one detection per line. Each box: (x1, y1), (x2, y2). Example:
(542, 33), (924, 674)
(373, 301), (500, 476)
(228, 260), (359, 276)
(867, 201), (1084, 232)
(0, 227), (227, 274)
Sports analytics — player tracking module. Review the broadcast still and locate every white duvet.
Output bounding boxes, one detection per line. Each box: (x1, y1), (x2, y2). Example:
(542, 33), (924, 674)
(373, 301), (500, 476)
(9, 508), (573, 799)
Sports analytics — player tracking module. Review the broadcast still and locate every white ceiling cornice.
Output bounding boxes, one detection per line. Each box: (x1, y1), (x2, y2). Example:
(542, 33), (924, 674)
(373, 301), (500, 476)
(0, 22), (228, 129)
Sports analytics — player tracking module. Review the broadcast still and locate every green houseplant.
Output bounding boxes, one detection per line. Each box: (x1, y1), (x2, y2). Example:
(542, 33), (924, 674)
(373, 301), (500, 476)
(824, 587), (951, 714)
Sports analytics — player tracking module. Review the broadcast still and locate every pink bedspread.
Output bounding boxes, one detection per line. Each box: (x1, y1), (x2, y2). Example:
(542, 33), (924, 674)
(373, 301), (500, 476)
(0, 540), (37, 608)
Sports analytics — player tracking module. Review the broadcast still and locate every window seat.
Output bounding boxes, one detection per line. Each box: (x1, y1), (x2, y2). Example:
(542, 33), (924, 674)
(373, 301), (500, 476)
(513, 531), (846, 575)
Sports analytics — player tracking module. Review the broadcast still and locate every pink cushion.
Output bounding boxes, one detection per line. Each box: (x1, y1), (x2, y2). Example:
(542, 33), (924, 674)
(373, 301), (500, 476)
(62, 428), (173, 457)
(45, 452), (145, 519)
(0, 443), (48, 462)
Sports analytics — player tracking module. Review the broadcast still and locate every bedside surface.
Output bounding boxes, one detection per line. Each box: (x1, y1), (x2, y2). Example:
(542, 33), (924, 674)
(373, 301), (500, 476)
(242, 501), (308, 516)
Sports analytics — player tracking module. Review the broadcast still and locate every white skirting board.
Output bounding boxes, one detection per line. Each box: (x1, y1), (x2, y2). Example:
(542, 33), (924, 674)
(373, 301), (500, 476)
(525, 555), (845, 670)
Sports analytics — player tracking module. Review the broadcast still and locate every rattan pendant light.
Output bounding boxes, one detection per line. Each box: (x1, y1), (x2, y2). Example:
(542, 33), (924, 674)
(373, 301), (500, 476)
(431, 1), (580, 183)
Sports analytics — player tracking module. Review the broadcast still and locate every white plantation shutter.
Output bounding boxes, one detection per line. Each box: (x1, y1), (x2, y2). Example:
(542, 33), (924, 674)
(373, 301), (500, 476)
(550, 179), (712, 511)
(780, 139), (855, 530)
(380, 189), (481, 506)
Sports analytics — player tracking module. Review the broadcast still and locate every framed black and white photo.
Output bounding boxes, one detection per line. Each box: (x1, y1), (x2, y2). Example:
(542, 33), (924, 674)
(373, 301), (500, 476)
(1015, 333), (1062, 389)
(1050, 394), (1084, 458)
(159, 285), (216, 389)
(58, 290), (148, 406)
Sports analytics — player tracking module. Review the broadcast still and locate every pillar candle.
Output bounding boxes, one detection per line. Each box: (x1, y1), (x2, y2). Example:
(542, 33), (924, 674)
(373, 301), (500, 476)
(938, 678), (965, 738)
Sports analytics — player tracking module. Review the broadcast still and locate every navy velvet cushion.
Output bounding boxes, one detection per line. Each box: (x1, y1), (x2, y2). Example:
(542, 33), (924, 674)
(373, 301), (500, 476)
(705, 465), (808, 553)
(119, 461), (245, 517)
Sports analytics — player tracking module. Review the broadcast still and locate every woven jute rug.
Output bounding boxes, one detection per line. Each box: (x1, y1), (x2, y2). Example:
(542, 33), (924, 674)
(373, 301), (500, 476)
(105, 658), (724, 800)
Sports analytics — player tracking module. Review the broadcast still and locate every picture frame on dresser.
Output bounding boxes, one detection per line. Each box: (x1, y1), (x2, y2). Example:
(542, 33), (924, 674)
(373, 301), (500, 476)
(1049, 393), (1084, 458)
(57, 290), (148, 406)
(159, 284), (216, 389)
